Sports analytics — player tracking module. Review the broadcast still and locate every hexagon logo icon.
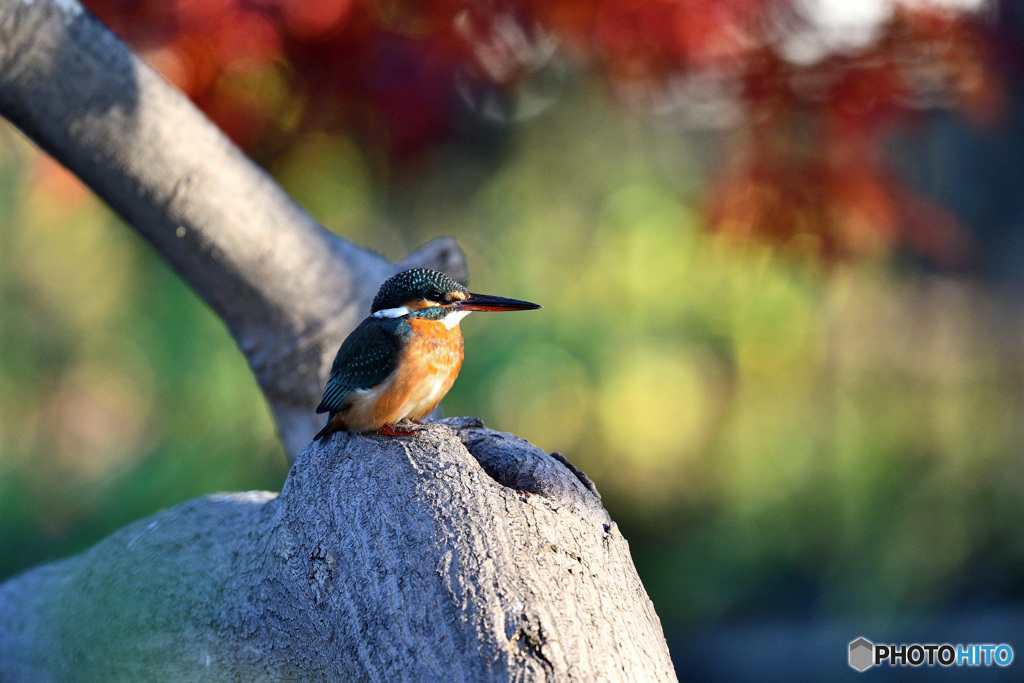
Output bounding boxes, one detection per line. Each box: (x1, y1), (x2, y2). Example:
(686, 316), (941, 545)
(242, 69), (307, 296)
(849, 637), (874, 672)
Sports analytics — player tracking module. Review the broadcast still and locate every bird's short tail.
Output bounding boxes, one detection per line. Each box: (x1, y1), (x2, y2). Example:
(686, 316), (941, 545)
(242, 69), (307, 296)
(313, 418), (333, 441)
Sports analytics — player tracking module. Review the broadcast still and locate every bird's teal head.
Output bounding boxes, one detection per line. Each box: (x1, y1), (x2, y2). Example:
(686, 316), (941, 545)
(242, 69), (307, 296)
(372, 268), (468, 313)
(371, 268), (540, 328)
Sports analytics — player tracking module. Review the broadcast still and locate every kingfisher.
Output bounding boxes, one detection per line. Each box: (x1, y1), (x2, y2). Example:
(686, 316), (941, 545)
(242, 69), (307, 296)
(313, 268), (541, 440)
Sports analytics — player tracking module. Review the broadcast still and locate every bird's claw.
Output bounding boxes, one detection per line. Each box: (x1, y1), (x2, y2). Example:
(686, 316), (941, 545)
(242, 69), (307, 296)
(379, 422), (419, 437)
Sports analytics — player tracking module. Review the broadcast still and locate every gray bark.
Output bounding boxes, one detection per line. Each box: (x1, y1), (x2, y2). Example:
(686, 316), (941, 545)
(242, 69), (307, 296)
(0, 420), (677, 681)
(0, 0), (678, 679)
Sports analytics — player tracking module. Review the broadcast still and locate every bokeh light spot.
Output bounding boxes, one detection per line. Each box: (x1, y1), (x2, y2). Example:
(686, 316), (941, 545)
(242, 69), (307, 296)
(488, 344), (592, 453)
(599, 344), (711, 470)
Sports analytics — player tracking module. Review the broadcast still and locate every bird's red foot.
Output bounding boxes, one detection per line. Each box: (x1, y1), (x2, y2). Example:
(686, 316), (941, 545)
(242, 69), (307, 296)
(379, 423), (418, 436)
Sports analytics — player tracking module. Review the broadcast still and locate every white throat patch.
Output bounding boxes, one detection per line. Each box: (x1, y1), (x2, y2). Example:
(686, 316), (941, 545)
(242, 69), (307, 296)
(442, 310), (471, 329)
(372, 306), (410, 319)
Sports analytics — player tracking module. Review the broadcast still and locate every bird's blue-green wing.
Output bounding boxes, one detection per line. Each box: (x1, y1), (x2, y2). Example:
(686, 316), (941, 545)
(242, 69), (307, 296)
(315, 317), (408, 414)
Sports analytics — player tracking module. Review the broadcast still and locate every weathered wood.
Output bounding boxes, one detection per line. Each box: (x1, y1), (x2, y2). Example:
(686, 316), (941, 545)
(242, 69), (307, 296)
(0, 420), (677, 680)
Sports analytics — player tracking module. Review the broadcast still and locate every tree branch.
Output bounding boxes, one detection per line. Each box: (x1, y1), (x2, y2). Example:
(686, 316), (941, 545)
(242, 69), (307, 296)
(0, 421), (677, 680)
(0, 0), (466, 458)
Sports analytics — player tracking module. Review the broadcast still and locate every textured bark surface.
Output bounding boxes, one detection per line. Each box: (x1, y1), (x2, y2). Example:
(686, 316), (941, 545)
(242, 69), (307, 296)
(0, 0), (678, 679)
(0, 0), (466, 459)
(0, 420), (677, 681)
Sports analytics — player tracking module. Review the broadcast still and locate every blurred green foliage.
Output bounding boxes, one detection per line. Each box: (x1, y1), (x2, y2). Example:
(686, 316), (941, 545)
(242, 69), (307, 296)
(0, 129), (287, 578)
(1, 82), (1022, 649)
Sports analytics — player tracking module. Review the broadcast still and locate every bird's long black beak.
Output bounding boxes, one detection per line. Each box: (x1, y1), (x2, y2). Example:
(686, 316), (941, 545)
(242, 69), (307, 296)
(454, 293), (542, 312)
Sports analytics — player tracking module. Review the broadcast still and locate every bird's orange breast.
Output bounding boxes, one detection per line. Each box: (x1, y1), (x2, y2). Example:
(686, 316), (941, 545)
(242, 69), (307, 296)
(340, 318), (464, 431)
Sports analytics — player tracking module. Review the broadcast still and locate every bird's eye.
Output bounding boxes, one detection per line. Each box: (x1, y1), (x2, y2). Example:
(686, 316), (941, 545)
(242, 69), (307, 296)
(429, 289), (450, 303)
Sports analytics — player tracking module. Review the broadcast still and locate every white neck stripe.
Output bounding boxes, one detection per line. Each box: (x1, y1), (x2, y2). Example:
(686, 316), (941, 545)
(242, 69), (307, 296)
(372, 306), (410, 319)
